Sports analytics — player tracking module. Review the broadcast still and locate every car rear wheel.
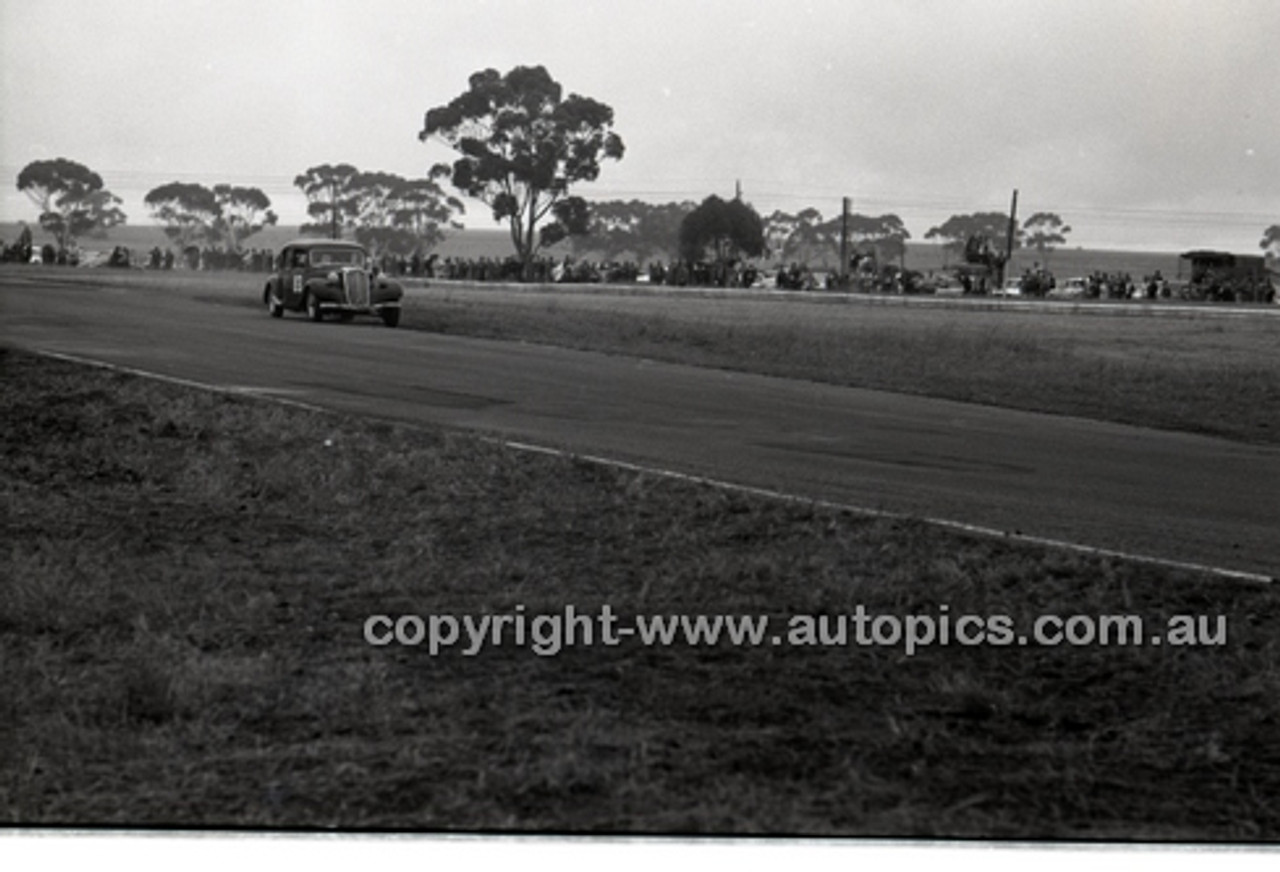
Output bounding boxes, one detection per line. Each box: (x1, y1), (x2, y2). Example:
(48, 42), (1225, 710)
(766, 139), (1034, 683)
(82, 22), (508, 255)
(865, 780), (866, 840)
(305, 292), (323, 322)
(266, 288), (284, 318)
(380, 308), (400, 328)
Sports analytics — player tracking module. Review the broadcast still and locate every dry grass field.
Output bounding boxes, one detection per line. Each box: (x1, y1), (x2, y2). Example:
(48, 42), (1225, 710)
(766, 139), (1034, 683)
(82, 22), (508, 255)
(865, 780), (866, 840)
(403, 282), (1280, 445)
(4, 347), (1279, 837)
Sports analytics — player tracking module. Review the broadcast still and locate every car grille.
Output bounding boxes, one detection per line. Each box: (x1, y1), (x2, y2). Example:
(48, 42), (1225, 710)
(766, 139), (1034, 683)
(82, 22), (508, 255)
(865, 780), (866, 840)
(343, 269), (370, 307)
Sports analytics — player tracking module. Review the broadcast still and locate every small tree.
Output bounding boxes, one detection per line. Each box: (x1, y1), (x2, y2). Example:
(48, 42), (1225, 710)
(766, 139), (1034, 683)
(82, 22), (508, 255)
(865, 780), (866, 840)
(764, 210), (913, 271)
(294, 163), (362, 239)
(846, 213), (912, 267)
(146, 182), (278, 254)
(779, 208), (838, 265)
(678, 195), (765, 265)
(762, 210), (801, 262)
(17, 158), (126, 252)
(144, 182), (220, 251)
(390, 177), (465, 256)
(294, 165), (463, 258)
(577, 199), (694, 262)
(420, 65), (625, 276)
(926, 212), (1019, 262)
(211, 185), (278, 252)
(1261, 224), (1280, 265)
(347, 171), (464, 260)
(1023, 212), (1071, 264)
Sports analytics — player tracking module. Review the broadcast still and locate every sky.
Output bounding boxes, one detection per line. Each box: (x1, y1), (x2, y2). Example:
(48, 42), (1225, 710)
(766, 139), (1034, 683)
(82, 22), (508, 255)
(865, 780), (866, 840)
(2, 0), (1277, 252)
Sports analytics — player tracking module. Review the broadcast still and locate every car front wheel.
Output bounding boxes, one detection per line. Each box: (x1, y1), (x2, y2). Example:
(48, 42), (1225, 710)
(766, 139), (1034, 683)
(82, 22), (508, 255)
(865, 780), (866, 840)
(305, 292), (323, 322)
(380, 308), (400, 328)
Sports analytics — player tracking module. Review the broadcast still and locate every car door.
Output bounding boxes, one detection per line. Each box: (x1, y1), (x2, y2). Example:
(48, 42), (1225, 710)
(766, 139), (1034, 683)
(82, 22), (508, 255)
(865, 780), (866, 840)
(273, 246), (293, 305)
(282, 246), (309, 306)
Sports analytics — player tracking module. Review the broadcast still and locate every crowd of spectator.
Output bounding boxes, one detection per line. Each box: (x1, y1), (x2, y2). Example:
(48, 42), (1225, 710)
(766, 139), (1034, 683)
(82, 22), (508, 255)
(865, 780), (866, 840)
(644, 259), (761, 288)
(1083, 271), (1159, 299)
(398, 254), (755, 287)
(773, 263), (821, 290)
(0, 237), (284, 272)
(5, 230), (1272, 304)
(0, 227), (35, 263)
(141, 246), (277, 272)
(1181, 270), (1274, 303)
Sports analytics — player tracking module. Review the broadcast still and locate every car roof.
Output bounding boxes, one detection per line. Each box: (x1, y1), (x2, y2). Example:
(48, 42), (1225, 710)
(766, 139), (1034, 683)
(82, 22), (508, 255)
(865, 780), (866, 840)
(280, 238), (366, 251)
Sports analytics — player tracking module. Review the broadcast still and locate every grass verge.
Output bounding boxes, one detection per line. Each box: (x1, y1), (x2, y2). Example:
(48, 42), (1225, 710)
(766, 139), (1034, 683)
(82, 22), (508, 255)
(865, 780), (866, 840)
(4, 347), (1280, 838)
(403, 284), (1280, 445)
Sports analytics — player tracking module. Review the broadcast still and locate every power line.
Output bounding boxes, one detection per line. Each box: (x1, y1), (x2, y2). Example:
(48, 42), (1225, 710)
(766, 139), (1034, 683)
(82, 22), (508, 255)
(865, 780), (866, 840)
(5, 163), (1270, 221)
(3, 165), (1272, 243)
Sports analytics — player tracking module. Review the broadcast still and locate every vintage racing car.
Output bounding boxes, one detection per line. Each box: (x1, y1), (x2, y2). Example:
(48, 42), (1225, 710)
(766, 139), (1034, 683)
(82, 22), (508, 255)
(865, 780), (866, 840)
(264, 239), (403, 327)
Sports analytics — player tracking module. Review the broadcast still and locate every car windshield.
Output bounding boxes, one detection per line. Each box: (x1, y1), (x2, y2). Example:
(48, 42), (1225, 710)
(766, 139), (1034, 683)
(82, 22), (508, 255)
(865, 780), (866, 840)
(310, 248), (366, 268)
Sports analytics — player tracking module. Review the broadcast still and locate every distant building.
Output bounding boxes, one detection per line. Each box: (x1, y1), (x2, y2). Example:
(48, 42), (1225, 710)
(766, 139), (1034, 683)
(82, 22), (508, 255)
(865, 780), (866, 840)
(1179, 250), (1274, 303)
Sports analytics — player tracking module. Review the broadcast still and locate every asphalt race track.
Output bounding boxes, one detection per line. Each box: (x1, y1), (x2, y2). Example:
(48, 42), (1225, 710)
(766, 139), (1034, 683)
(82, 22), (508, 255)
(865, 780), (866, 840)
(3, 271), (1277, 580)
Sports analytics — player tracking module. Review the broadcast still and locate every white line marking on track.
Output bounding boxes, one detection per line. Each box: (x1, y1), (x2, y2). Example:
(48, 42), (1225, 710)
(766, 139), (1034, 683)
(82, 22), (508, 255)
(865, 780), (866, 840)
(220, 386), (311, 396)
(496, 440), (1274, 585)
(32, 347), (1275, 585)
(34, 349), (332, 414)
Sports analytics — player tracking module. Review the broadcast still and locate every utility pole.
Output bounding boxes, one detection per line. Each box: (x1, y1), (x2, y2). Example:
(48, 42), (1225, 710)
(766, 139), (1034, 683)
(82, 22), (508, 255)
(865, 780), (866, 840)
(1003, 188), (1018, 285)
(840, 196), (851, 289)
(330, 179), (339, 240)
(734, 179), (742, 201)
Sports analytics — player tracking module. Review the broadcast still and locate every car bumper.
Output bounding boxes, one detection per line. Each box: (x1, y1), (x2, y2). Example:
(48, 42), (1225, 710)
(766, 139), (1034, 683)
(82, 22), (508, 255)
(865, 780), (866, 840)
(316, 301), (401, 313)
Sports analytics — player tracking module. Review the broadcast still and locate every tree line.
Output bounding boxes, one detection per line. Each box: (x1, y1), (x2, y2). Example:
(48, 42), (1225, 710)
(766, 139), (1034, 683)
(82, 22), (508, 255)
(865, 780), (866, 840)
(565, 198), (908, 266)
(11, 61), (1280, 274)
(10, 158), (466, 262)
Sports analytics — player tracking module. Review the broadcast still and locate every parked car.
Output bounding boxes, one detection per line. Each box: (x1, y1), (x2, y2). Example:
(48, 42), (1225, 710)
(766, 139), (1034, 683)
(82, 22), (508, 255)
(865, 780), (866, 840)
(917, 273), (965, 296)
(992, 276), (1024, 297)
(263, 239), (403, 327)
(1048, 277), (1088, 299)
